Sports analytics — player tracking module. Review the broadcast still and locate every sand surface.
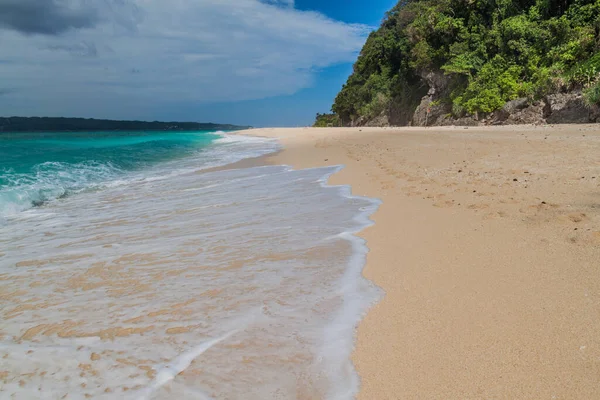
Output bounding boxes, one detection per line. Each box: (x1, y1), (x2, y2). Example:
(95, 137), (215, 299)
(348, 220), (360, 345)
(239, 126), (600, 399)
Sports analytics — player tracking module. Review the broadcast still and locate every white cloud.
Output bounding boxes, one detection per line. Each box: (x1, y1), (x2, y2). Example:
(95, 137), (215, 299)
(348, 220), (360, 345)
(0, 0), (369, 119)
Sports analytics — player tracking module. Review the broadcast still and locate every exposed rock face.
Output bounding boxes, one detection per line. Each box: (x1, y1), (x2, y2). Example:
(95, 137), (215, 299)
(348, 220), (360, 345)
(491, 98), (546, 125)
(412, 97), (452, 126)
(544, 92), (590, 124)
(489, 92), (599, 125)
(421, 71), (452, 97)
(492, 98), (530, 122)
(388, 85), (429, 126)
(365, 112), (389, 127)
(361, 71), (599, 126)
(412, 71), (453, 126)
(504, 97), (531, 113)
(504, 101), (547, 124)
(407, 92), (598, 126)
(352, 116), (367, 127)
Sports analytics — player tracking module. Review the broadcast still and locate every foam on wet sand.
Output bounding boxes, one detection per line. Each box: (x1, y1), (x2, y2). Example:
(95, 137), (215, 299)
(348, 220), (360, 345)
(0, 136), (381, 399)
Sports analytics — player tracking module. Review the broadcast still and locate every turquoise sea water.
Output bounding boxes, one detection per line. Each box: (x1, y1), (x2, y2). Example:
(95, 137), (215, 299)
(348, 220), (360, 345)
(0, 131), (220, 216)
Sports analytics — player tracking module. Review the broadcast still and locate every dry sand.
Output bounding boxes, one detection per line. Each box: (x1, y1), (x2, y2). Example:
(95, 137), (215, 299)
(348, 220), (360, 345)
(239, 125), (600, 399)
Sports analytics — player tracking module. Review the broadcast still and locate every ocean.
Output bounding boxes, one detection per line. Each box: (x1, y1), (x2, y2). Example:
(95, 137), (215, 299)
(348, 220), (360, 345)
(0, 130), (381, 399)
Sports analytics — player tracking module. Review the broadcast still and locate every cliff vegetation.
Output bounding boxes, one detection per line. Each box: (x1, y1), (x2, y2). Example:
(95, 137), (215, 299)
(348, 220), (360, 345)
(316, 0), (600, 126)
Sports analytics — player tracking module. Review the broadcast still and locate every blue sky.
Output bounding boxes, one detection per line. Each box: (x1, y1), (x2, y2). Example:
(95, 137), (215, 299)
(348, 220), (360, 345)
(197, 0), (397, 127)
(0, 0), (397, 127)
(296, 0), (395, 25)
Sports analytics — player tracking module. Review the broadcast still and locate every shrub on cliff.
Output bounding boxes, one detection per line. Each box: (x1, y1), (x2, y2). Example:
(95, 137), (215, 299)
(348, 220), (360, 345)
(313, 113), (341, 127)
(584, 81), (600, 105)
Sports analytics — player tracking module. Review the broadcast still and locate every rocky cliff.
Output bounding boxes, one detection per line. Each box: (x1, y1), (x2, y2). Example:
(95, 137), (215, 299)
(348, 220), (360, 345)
(406, 74), (600, 127)
(318, 0), (600, 128)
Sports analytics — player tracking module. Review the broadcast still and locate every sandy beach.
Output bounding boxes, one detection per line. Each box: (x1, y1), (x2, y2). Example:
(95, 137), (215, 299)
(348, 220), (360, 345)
(240, 126), (600, 399)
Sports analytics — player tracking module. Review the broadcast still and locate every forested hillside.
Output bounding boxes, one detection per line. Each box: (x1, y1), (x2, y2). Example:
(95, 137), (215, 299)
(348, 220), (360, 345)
(316, 0), (600, 127)
(0, 117), (250, 133)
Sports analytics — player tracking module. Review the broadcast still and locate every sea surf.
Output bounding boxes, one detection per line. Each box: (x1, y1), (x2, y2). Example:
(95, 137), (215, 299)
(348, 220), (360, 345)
(0, 130), (381, 399)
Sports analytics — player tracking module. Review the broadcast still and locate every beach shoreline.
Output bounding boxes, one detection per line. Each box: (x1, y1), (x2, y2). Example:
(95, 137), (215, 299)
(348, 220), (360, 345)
(239, 126), (600, 399)
(1, 131), (378, 398)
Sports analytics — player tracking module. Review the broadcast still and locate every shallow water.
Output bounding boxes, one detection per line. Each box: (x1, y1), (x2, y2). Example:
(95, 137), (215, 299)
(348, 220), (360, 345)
(0, 130), (224, 218)
(0, 134), (381, 399)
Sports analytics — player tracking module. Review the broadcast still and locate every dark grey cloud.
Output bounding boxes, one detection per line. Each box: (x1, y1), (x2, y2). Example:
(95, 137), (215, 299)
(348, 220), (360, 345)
(46, 41), (98, 57)
(0, 0), (99, 35)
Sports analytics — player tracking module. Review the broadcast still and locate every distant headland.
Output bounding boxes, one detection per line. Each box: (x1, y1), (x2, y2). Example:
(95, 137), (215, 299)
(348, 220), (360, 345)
(0, 117), (252, 133)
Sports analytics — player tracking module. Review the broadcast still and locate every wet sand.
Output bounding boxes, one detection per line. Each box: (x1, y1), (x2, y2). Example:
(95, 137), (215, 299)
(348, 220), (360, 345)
(240, 126), (600, 399)
(1, 153), (375, 398)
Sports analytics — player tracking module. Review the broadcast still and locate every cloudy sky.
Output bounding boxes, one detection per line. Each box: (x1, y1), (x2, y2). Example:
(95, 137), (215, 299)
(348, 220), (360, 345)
(0, 0), (395, 126)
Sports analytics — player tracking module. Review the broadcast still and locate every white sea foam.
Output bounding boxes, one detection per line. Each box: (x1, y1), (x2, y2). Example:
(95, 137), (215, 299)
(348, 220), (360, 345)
(0, 133), (279, 221)
(139, 329), (239, 400)
(0, 136), (381, 399)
